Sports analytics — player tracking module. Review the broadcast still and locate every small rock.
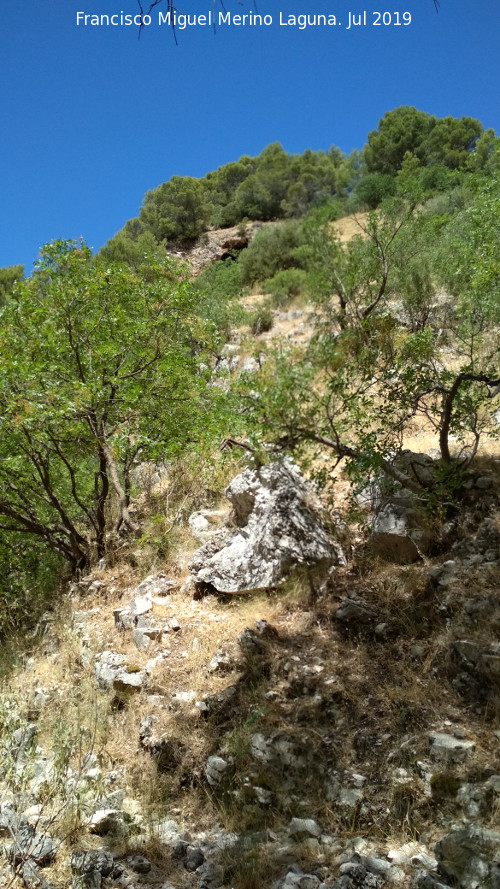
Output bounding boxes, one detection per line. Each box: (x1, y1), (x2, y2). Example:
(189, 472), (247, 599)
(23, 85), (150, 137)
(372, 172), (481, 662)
(374, 622), (390, 637)
(335, 599), (375, 627)
(125, 856), (151, 874)
(71, 850), (114, 878)
(113, 608), (133, 631)
(156, 819), (182, 846)
(205, 756), (230, 785)
(129, 595), (152, 617)
(281, 873), (321, 889)
(429, 732), (475, 763)
(435, 824), (500, 887)
(20, 861), (52, 889)
(184, 845), (205, 871)
(411, 645), (426, 659)
(189, 513), (212, 540)
(94, 652), (145, 693)
(172, 690), (196, 704)
(132, 627), (163, 651)
(338, 787), (363, 808)
(87, 809), (126, 836)
(168, 617), (181, 632)
(132, 575), (176, 598)
(32, 688), (50, 710)
(0, 807), (17, 836)
(9, 824), (55, 865)
(288, 817), (322, 839)
(254, 786), (272, 805)
(12, 723), (37, 754)
(207, 650), (232, 673)
(411, 852), (438, 870)
(196, 861), (224, 889)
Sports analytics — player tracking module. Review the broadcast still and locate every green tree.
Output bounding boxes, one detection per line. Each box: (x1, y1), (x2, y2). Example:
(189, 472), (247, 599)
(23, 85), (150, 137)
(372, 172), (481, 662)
(0, 241), (222, 573)
(365, 107), (435, 175)
(302, 197), (417, 329)
(365, 107), (484, 176)
(422, 115), (483, 169)
(99, 227), (166, 268)
(238, 220), (305, 287)
(352, 173), (397, 209)
(140, 175), (210, 244)
(104, 141), (350, 253)
(0, 265), (23, 306)
(242, 193), (500, 498)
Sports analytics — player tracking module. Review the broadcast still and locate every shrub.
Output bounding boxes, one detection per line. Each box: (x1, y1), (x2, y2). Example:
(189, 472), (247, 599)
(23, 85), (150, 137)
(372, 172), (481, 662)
(251, 305), (274, 335)
(238, 221), (305, 287)
(352, 173), (397, 210)
(263, 268), (307, 306)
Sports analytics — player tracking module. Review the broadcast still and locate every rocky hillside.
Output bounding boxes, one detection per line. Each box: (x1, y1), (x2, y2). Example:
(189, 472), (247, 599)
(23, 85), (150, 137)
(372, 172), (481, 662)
(1, 324), (500, 889)
(1, 104), (499, 889)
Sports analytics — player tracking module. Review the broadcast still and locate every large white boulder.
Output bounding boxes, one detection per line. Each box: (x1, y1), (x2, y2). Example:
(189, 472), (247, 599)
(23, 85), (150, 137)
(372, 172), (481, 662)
(188, 459), (339, 593)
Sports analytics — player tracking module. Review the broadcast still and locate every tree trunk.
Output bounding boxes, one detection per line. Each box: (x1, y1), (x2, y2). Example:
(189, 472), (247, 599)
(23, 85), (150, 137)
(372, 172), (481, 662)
(102, 443), (140, 534)
(94, 446), (109, 560)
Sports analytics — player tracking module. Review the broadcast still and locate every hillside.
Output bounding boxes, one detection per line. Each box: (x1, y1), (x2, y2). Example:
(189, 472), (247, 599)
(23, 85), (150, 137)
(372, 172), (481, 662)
(0, 305), (499, 889)
(0, 107), (499, 889)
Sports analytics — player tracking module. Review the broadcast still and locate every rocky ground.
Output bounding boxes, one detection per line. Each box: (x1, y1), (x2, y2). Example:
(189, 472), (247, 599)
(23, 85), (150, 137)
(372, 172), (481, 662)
(1, 263), (500, 889)
(1, 446), (500, 889)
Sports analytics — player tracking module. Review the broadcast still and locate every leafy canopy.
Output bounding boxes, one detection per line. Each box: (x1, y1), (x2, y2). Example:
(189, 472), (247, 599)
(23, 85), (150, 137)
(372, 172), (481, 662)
(0, 241), (225, 571)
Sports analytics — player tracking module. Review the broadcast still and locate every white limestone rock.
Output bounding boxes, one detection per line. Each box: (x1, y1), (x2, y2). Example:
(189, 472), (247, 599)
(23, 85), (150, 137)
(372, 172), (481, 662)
(189, 459), (339, 593)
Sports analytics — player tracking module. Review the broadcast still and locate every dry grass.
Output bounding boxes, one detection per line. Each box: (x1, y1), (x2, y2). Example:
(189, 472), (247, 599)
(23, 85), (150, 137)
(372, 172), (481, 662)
(2, 431), (500, 885)
(4, 522), (500, 884)
(330, 212), (370, 243)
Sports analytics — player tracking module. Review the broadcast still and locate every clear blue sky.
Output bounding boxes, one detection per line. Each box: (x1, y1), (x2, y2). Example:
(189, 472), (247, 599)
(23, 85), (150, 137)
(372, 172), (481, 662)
(1, 0), (498, 273)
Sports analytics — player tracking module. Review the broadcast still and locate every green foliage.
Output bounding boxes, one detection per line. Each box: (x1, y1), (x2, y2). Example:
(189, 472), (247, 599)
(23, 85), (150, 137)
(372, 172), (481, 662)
(193, 260), (246, 339)
(99, 227), (166, 268)
(251, 304), (274, 335)
(0, 533), (61, 640)
(0, 264), (23, 306)
(263, 268), (307, 305)
(102, 142), (352, 255)
(140, 175), (210, 244)
(424, 115), (483, 169)
(216, 143), (346, 223)
(195, 256), (242, 302)
(352, 173), (397, 209)
(433, 159), (500, 325)
(0, 240), (226, 572)
(241, 189), (500, 497)
(193, 257), (245, 330)
(467, 128), (500, 172)
(238, 221), (305, 287)
(1, 111), (498, 625)
(303, 198), (418, 329)
(419, 163), (459, 194)
(366, 107), (483, 176)
(97, 113), (491, 269)
(365, 107), (436, 175)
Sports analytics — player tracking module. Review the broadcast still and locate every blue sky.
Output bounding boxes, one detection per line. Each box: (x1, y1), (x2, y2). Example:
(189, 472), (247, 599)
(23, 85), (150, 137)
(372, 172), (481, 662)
(0, 0), (498, 273)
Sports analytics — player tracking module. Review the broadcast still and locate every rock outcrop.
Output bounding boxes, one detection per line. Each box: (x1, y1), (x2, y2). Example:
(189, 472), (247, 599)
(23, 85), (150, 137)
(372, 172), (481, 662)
(168, 221), (266, 276)
(361, 451), (437, 563)
(188, 459), (340, 593)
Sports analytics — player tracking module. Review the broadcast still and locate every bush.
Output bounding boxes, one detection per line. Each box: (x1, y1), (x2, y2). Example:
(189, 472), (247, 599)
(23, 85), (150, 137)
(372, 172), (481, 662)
(194, 259), (245, 338)
(194, 257), (242, 302)
(352, 173), (397, 210)
(238, 221), (305, 287)
(251, 304), (274, 335)
(263, 268), (307, 306)
(0, 535), (62, 642)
